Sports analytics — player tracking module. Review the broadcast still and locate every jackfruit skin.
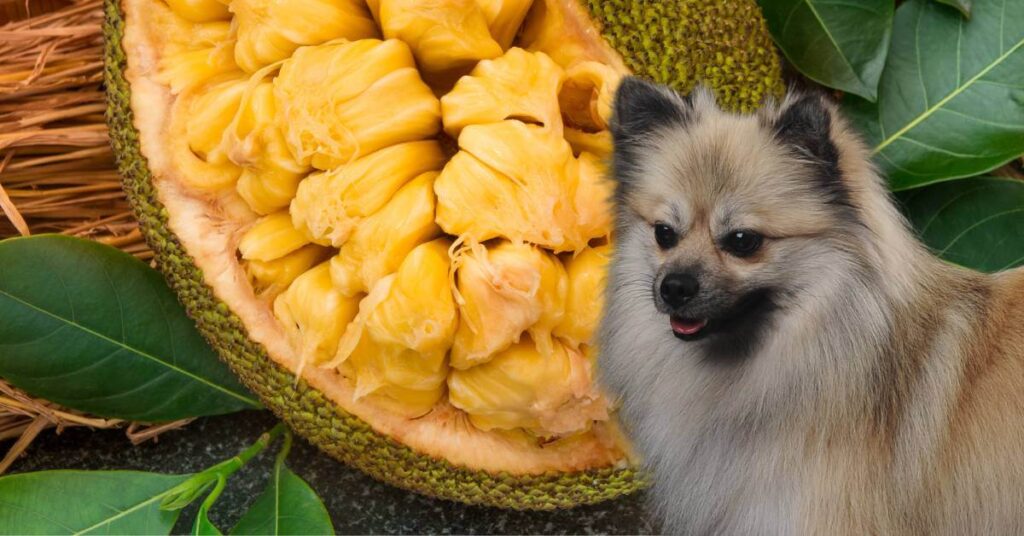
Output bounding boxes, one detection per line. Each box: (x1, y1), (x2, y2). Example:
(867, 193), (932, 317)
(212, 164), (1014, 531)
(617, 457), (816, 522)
(582, 0), (783, 112)
(107, 0), (782, 509)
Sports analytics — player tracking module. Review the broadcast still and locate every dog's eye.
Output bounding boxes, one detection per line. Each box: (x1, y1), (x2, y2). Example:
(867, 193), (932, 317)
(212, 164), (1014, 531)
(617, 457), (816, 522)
(722, 230), (763, 257)
(654, 223), (678, 249)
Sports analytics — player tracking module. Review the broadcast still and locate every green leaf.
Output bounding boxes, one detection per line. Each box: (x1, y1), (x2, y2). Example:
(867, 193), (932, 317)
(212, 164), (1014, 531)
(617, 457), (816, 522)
(844, 0), (1024, 190)
(192, 477), (226, 536)
(231, 433), (333, 536)
(759, 0), (893, 100)
(0, 235), (259, 421)
(933, 0), (972, 18)
(0, 470), (191, 535)
(899, 176), (1024, 271)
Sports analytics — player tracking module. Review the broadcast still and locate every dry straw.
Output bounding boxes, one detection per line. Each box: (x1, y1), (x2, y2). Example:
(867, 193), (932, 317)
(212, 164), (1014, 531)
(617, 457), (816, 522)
(0, 0), (186, 474)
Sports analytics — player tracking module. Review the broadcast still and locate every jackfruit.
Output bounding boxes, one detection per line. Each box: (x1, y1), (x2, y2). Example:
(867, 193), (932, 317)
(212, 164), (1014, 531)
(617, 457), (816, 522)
(435, 120), (601, 252)
(559, 61), (621, 131)
(448, 337), (607, 436)
(245, 244), (330, 297)
(238, 211), (309, 262)
(377, 0), (503, 88)
(164, 0), (229, 22)
(476, 0), (534, 49)
(329, 172), (440, 297)
(326, 239), (457, 417)
(450, 241), (566, 370)
(290, 141), (445, 247)
(554, 244), (611, 348)
(112, 0), (783, 509)
(230, 0), (378, 72)
(226, 82), (311, 214)
(572, 152), (614, 242)
(152, 4), (238, 93)
(440, 48), (564, 137)
(274, 39), (441, 170)
(273, 262), (362, 373)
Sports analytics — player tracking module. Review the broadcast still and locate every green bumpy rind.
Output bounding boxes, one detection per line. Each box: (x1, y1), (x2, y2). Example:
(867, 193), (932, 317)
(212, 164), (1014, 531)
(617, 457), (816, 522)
(586, 0), (784, 113)
(104, 0), (781, 509)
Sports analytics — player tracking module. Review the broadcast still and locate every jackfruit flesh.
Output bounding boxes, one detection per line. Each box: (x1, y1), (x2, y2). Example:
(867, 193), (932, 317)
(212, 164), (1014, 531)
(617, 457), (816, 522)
(441, 48), (564, 137)
(152, 4), (238, 92)
(448, 337), (607, 436)
(555, 244), (611, 348)
(559, 61), (621, 131)
(230, 0), (378, 72)
(377, 0), (503, 88)
(476, 0), (534, 49)
(328, 172), (441, 297)
(274, 39), (442, 170)
(273, 262), (362, 373)
(238, 211), (309, 262)
(450, 241), (566, 370)
(435, 120), (606, 252)
(164, 0), (230, 22)
(157, 0), (647, 441)
(289, 141), (445, 247)
(326, 239), (456, 416)
(245, 244), (330, 297)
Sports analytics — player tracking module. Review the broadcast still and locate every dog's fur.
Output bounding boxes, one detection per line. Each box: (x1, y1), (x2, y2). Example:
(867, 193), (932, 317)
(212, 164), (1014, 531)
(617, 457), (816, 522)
(598, 78), (1024, 535)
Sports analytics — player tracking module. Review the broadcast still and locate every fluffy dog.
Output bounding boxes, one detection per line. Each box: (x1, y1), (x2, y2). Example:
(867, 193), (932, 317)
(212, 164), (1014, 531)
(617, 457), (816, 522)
(598, 77), (1024, 535)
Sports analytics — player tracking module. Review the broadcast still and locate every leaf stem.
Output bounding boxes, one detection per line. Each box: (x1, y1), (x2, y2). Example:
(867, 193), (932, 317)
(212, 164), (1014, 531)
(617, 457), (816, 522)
(160, 423), (286, 511)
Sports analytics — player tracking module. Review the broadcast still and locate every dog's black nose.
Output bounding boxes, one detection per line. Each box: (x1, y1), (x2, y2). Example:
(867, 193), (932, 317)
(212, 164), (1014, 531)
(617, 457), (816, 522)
(660, 273), (699, 307)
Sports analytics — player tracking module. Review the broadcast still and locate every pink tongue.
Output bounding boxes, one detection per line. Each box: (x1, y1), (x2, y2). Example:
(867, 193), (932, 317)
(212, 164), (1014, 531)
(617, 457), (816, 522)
(671, 317), (708, 335)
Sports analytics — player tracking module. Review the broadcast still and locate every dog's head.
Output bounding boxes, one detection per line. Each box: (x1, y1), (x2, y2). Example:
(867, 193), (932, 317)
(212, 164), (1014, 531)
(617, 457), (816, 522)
(607, 78), (867, 361)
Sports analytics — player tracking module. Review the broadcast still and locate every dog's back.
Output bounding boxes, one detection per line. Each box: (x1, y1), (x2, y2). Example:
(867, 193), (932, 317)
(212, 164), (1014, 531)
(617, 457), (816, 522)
(598, 77), (1024, 534)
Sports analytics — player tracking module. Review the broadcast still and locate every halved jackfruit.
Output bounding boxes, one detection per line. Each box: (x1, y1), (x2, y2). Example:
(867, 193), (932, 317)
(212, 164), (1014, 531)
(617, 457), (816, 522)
(110, 0), (782, 509)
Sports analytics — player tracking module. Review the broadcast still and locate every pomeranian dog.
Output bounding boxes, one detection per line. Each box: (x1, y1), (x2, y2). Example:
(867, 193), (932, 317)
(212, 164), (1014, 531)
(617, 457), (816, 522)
(598, 77), (1024, 535)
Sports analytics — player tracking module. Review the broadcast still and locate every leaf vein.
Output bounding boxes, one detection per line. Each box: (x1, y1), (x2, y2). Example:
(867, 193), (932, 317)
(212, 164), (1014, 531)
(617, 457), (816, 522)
(0, 288), (257, 407)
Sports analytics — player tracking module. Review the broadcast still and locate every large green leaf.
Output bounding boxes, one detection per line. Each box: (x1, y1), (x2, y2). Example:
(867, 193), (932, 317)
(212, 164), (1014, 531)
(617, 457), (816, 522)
(759, 0), (893, 100)
(231, 434), (333, 536)
(0, 235), (259, 421)
(900, 176), (1024, 272)
(845, 0), (1024, 190)
(933, 0), (972, 18)
(0, 470), (190, 535)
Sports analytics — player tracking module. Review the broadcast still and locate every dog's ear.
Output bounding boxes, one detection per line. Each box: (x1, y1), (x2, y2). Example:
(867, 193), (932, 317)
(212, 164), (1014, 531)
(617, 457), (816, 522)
(772, 94), (846, 204)
(610, 77), (691, 189)
(610, 77), (691, 144)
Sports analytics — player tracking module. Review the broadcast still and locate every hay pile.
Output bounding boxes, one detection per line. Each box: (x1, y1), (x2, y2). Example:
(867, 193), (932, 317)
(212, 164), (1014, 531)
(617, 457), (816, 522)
(0, 0), (183, 474)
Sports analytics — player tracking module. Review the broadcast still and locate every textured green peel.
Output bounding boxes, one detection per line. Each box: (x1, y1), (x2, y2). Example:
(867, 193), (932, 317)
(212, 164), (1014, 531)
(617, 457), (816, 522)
(585, 0), (784, 112)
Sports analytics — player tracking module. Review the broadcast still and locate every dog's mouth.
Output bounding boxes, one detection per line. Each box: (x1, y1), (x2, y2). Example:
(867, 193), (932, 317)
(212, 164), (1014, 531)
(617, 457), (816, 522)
(670, 316), (709, 340)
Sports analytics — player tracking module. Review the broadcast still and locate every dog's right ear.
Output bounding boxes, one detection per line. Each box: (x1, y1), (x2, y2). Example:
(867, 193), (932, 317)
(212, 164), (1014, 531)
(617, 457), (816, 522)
(610, 77), (691, 145)
(609, 77), (691, 189)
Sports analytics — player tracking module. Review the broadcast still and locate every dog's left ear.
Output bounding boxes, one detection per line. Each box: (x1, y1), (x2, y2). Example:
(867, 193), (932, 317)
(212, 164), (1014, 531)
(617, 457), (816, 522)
(772, 94), (844, 200)
(772, 94), (840, 173)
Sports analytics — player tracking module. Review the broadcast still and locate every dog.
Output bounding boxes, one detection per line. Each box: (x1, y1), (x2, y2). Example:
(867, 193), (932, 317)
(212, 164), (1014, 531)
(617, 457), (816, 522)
(597, 77), (1024, 535)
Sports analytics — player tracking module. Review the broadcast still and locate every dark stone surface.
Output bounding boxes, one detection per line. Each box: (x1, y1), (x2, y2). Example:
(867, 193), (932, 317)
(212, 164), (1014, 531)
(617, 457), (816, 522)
(8, 410), (656, 535)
